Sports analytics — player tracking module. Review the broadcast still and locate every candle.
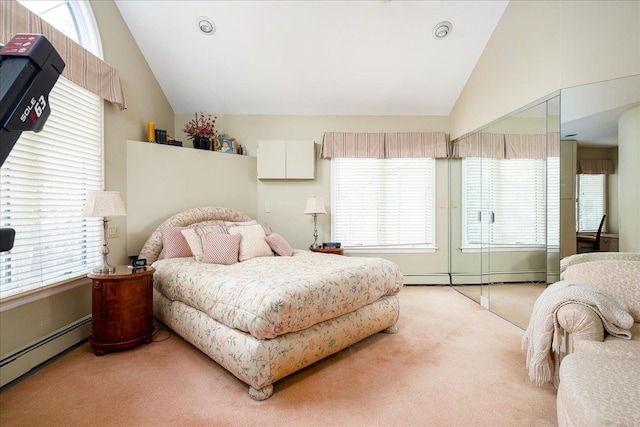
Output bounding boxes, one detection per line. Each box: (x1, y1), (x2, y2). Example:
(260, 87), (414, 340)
(147, 122), (155, 142)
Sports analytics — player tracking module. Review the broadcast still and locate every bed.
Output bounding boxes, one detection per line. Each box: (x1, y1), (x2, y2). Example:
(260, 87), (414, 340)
(139, 207), (403, 400)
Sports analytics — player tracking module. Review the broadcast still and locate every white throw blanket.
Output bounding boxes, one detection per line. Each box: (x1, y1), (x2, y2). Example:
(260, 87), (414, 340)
(522, 281), (633, 386)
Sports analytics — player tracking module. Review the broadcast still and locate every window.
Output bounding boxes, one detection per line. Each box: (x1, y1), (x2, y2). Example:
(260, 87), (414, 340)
(463, 157), (555, 248)
(332, 158), (435, 251)
(18, 0), (102, 57)
(1, 1), (103, 299)
(576, 174), (606, 232)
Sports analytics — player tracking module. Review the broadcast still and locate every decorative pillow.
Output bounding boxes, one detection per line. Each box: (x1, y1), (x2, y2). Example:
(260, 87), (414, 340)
(160, 226), (192, 259)
(197, 223), (228, 237)
(224, 219), (271, 235)
(228, 224), (274, 261)
(265, 233), (293, 256)
(224, 220), (257, 228)
(181, 229), (204, 261)
(201, 233), (242, 265)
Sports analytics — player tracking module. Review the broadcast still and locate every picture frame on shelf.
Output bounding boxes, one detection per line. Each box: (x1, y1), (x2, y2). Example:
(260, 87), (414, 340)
(218, 139), (235, 153)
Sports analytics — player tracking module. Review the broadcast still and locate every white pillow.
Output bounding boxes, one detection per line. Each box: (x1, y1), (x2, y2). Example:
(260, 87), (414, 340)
(228, 224), (274, 261)
(181, 229), (203, 261)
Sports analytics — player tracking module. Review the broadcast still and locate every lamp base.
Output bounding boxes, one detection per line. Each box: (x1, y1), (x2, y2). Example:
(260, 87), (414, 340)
(93, 262), (115, 275)
(309, 243), (321, 250)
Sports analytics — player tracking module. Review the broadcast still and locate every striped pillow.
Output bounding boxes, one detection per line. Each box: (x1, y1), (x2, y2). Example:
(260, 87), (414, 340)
(202, 233), (242, 265)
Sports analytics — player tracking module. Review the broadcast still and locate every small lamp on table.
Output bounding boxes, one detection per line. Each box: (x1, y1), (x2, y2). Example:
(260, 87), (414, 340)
(304, 196), (326, 250)
(82, 191), (127, 274)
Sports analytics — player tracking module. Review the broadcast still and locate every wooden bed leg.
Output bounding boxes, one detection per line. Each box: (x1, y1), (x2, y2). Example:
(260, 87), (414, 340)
(249, 384), (273, 401)
(383, 324), (398, 334)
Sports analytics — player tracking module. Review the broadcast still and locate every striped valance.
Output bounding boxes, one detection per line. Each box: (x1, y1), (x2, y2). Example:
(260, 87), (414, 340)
(453, 132), (561, 159)
(2, 0), (127, 110)
(385, 132), (448, 159)
(577, 159), (615, 175)
(452, 133), (505, 159)
(320, 132), (385, 159)
(505, 134), (547, 159)
(321, 132), (448, 159)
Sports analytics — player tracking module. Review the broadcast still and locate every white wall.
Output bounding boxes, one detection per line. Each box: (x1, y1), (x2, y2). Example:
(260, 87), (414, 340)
(126, 141), (258, 256)
(618, 106), (640, 252)
(450, 0), (640, 140)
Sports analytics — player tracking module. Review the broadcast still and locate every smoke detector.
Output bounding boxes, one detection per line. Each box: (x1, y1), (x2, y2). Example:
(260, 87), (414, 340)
(433, 21), (452, 39)
(196, 16), (216, 35)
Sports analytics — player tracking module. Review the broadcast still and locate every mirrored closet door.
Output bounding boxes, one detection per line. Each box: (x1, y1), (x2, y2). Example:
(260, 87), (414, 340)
(450, 95), (560, 329)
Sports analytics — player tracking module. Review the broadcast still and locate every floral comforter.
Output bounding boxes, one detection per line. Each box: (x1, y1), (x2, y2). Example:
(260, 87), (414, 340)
(152, 250), (403, 340)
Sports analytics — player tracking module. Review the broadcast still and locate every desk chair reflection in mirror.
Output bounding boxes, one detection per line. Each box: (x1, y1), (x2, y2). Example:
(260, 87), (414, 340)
(576, 214), (606, 253)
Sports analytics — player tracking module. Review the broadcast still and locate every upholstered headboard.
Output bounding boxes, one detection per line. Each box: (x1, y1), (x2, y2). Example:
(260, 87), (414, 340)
(138, 207), (252, 264)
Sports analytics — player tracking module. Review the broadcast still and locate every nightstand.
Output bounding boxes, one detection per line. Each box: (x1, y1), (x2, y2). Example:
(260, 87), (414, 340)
(310, 247), (344, 255)
(88, 266), (155, 356)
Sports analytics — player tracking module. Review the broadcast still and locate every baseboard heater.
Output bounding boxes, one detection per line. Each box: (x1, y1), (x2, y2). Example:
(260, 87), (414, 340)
(0, 315), (92, 388)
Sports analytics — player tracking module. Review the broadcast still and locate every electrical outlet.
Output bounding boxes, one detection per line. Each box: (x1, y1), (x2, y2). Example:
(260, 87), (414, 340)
(107, 224), (118, 238)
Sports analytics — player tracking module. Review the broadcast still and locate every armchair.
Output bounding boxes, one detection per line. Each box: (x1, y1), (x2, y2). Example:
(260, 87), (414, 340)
(556, 258), (640, 356)
(555, 256), (640, 427)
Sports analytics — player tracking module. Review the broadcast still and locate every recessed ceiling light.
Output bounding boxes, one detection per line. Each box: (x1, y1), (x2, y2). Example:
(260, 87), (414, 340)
(433, 21), (452, 40)
(196, 16), (216, 35)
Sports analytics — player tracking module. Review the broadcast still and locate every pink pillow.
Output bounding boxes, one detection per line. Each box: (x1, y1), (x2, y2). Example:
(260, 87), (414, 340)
(161, 226), (192, 259)
(264, 233), (293, 256)
(202, 233), (242, 265)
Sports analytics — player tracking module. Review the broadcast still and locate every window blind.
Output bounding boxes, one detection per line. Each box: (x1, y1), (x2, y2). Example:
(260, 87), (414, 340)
(463, 158), (550, 246)
(0, 77), (103, 299)
(576, 174), (606, 232)
(332, 158), (435, 249)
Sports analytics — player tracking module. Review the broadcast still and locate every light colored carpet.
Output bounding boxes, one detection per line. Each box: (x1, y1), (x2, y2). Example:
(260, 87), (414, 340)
(453, 283), (547, 330)
(0, 286), (557, 426)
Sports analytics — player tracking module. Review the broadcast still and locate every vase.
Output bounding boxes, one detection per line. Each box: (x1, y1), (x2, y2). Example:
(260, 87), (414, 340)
(193, 137), (211, 150)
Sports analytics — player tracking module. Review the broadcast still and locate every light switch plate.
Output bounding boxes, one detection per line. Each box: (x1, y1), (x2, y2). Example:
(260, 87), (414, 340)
(107, 224), (118, 238)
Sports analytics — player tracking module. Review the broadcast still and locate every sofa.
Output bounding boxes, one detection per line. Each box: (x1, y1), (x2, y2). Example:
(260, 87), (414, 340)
(554, 253), (640, 427)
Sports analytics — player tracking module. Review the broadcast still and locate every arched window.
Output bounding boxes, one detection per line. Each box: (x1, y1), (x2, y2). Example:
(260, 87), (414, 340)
(18, 0), (102, 57)
(1, 1), (104, 299)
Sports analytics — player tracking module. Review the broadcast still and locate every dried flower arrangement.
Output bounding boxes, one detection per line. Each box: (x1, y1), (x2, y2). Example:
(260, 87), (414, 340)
(182, 112), (217, 140)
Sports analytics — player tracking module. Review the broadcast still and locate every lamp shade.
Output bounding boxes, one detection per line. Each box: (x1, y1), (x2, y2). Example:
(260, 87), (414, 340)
(82, 191), (127, 217)
(304, 197), (326, 215)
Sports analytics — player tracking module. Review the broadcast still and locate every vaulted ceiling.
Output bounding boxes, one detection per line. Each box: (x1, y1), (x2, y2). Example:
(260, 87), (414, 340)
(114, 0), (508, 116)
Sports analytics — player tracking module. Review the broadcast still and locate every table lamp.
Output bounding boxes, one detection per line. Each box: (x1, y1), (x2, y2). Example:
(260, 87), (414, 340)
(304, 196), (326, 249)
(82, 191), (127, 274)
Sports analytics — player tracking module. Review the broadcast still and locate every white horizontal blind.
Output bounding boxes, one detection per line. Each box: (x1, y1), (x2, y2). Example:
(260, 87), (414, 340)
(332, 158), (435, 249)
(464, 158), (548, 246)
(577, 174), (605, 232)
(0, 77), (103, 299)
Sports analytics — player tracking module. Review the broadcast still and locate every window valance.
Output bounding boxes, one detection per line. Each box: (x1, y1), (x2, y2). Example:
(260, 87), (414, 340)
(2, 0), (127, 110)
(453, 132), (560, 159)
(385, 132), (448, 159)
(577, 159), (615, 175)
(451, 133), (505, 159)
(320, 132), (385, 159)
(321, 132), (448, 159)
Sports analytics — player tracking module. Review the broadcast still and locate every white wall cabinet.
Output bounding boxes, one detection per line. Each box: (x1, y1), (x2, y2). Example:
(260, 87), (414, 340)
(257, 140), (315, 179)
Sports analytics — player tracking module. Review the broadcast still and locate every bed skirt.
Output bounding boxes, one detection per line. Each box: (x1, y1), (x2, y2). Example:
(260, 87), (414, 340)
(153, 290), (399, 400)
